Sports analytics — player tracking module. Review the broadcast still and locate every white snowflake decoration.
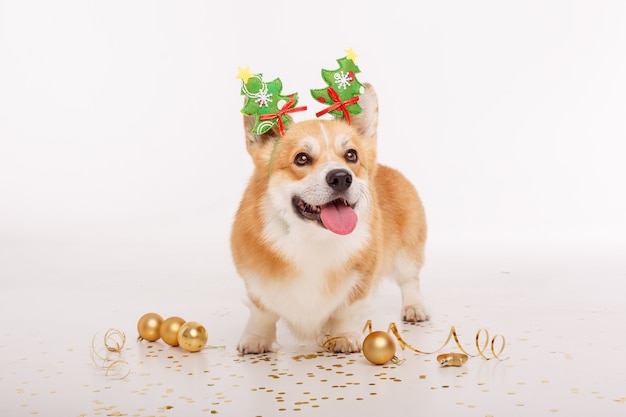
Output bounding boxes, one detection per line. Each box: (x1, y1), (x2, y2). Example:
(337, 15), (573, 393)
(255, 87), (273, 107)
(333, 71), (353, 90)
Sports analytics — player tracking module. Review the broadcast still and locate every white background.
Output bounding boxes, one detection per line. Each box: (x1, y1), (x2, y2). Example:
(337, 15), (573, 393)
(2, 2), (626, 416)
(2, 0), (625, 251)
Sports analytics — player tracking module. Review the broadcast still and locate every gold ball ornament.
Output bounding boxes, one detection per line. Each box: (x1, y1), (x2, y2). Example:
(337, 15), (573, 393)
(362, 330), (397, 365)
(160, 316), (186, 347)
(177, 321), (208, 353)
(137, 312), (163, 342)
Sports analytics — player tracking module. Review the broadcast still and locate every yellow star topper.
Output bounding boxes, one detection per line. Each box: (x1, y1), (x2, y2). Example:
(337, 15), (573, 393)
(236, 66), (253, 84)
(344, 47), (358, 62)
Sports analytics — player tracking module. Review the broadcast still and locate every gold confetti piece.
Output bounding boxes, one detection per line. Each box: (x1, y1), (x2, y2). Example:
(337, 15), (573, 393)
(437, 352), (468, 367)
(292, 354), (320, 361)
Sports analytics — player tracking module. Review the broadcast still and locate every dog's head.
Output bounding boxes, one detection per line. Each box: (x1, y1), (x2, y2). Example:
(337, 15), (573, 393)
(242, 83), (379, 236)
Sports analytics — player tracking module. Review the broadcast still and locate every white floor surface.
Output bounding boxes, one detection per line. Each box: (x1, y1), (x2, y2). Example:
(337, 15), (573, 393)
(1, 239), (625, 417)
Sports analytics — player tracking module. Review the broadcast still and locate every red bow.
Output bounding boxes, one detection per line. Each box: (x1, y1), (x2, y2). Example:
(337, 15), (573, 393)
(259, 98), (307, 136)
(315, 86), (360, 124)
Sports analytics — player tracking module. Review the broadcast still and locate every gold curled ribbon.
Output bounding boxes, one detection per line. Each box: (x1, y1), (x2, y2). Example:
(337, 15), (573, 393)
(90, 328), (131, 380)
(386, 322), (507, 360)
(360, 319), (506, 361)
(319, 321), (507, 364)
(317, 333), (356, 351)
(103, 328), (126, 352)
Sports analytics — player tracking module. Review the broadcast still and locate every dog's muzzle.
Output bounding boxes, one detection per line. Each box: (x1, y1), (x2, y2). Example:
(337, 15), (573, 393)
(292, 169), (359, 235)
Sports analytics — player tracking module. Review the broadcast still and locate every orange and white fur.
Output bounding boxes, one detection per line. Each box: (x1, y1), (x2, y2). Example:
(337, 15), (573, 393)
(231, 83), (428, 354)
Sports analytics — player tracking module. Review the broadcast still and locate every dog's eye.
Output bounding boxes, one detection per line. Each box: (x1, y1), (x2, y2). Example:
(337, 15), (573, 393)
(294, 152), (311, 166)
(345, 149), (358, 163)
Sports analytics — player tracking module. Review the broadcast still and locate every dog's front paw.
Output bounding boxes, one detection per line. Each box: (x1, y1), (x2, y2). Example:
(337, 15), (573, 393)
(403, 304), (430, 323)
(324, 333), (361, 353)
(237, 334), (275, 355)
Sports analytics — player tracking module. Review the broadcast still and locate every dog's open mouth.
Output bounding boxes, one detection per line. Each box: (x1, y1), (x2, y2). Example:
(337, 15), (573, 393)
(292, 196), (358, 235)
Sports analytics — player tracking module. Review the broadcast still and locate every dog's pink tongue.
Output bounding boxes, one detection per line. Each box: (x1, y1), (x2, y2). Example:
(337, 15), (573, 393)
(320, 202), (358, 235)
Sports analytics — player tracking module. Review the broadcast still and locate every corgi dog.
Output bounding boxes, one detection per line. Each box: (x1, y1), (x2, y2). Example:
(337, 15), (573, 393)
(231, 83), (428, 354)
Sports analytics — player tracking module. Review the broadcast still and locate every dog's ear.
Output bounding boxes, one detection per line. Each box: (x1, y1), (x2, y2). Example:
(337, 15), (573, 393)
(350, 83), (379, 140)
(243, 113), (286, 153)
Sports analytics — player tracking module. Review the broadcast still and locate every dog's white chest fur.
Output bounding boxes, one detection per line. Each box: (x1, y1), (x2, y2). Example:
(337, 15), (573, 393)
(246, 200), (371, 339)
(246, 264), (361, 339)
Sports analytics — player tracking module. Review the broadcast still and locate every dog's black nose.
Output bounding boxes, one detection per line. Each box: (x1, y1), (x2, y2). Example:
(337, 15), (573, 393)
(326, 169), (352, 192)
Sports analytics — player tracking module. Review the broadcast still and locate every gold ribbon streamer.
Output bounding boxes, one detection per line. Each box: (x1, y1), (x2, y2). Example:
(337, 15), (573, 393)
(90, 328), (131, 380)
(360, 319), (506, 361)
(317, 333), (356, 351)
(319, 321), (506, 363)
(385, 321), (507, 360)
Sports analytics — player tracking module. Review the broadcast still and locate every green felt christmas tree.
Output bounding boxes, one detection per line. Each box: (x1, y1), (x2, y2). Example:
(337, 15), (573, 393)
(239, 70), (304, 135)
(311, 54), (365, 120)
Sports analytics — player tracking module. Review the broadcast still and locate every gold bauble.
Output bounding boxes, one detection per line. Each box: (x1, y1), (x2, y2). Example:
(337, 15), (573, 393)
(177, 321), (208, 353)
(160, 316), (186, 347)
(362, 331), (396, 365)
(137, 312), (163, 342)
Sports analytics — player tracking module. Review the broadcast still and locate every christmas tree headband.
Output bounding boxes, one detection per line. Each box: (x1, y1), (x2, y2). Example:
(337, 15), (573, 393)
(237, 48), (365, 137)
